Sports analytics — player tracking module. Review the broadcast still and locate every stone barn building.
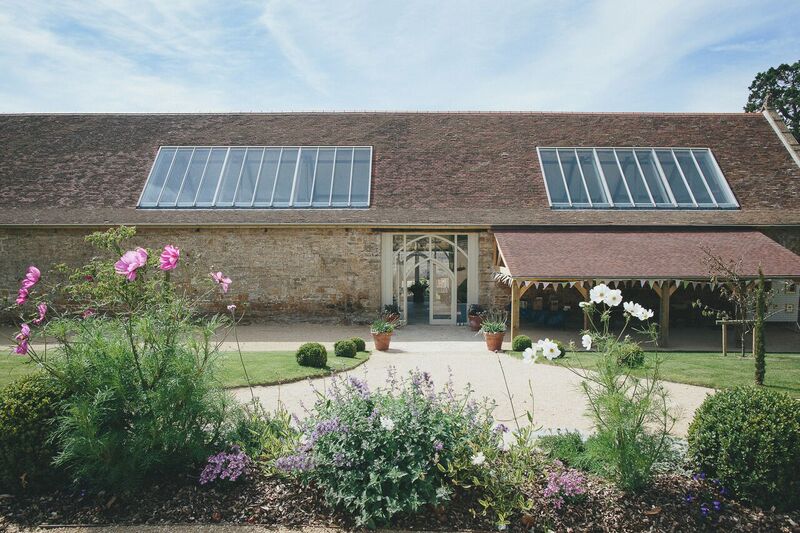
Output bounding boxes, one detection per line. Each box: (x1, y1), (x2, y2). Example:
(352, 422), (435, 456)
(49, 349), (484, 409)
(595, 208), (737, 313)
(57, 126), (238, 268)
(1, 109), (800, 344)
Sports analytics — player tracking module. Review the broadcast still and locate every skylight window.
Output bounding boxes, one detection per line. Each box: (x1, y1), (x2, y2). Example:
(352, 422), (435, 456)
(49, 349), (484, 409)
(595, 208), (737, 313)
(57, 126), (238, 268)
(138, 146), (373, 208)
(537, 148), (738, 209)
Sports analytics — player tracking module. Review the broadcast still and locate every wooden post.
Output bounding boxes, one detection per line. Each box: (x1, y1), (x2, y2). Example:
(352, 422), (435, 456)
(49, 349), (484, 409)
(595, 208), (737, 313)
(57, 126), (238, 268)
(574, 281), (590, 331)
(721, 322), (728, 357)
(510, 281), (520, 343)
(658, 280), (673, 347)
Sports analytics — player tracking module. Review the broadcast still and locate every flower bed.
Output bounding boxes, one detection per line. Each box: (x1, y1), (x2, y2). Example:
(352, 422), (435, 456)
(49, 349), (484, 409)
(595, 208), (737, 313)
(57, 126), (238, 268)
(2, 241), (799, 532)
(2, 469), (798, 532)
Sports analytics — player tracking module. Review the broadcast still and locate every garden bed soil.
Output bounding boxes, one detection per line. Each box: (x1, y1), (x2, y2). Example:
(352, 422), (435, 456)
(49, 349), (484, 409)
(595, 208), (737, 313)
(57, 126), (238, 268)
(1, 470), (798, 532)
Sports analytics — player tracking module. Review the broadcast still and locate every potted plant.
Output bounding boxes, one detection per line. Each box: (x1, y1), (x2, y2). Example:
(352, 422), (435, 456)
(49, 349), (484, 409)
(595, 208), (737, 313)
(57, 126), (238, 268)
(408, 279), (428, 304)
(371, 319), (395, 351)
(479, 310), (507, 352)
(382, 303), (400, 323)
(467, 304), (485, 332)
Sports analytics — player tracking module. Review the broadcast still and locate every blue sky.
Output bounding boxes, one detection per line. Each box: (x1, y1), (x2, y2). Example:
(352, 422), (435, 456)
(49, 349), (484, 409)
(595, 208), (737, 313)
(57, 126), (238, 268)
(1, 0), (798, 113)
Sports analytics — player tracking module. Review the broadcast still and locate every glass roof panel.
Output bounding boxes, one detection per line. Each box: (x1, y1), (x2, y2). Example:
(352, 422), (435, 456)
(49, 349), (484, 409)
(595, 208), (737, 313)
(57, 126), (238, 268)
(139, 146), (372, 208)
(538, 147), (737, 209)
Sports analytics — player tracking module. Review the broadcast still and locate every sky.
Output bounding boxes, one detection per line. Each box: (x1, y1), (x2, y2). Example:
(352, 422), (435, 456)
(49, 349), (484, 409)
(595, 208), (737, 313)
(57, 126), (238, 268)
(0, 0), (798, 113)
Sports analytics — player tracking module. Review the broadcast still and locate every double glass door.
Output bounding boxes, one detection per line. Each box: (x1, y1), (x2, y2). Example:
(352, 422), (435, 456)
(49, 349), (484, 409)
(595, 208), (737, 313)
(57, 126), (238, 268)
(391, 234), (469, 325)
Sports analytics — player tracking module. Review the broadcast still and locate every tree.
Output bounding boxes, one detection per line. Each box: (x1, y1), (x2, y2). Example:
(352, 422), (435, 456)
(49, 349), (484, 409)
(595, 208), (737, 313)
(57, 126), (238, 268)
(744, 61), (800, 140)
(753, 269), (766, 385)
(693, 251), (774, 359)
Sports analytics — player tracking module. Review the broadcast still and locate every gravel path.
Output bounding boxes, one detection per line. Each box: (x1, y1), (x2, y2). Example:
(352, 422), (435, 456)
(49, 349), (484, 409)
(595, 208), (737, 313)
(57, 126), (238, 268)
(234, 339), (714, 437)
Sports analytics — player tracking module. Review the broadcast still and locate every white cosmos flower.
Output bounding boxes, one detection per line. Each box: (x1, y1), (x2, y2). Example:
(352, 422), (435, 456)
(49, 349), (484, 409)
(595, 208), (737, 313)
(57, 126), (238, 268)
(471, 451), (486, 466)
(589, 283), (609, 304)
(604, 289), (622, 307)
(623, 301), (637, 315)
(636, 307), (655, 321)
(522, 347), (538, 365)
(579, 301), (591, 308)
(380, 416), (395, 431)
(581, 334), (592, 350)
(541, 338), (561, 360)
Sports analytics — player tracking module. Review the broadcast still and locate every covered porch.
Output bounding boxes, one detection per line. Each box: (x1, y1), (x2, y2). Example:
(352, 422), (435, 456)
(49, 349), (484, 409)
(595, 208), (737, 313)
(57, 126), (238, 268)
(494, 229), (800, 348)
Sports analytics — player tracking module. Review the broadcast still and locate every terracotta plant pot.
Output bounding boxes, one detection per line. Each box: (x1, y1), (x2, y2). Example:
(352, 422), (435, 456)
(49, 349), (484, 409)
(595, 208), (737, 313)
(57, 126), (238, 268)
(467, 314), (483, 332)
(483, 331), (505, 352)
(372, 331), (393, 351)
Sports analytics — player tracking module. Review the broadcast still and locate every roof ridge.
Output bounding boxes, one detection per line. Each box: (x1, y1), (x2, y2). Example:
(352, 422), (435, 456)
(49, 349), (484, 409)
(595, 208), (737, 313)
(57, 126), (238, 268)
(0, 110), (761, 117)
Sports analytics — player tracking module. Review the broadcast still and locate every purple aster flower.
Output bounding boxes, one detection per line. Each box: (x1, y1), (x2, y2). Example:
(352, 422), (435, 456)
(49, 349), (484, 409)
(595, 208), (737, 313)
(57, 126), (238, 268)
(275, 453), (314, 472)
(199, 445), (253, 485)
(433, 440), (444, 452)
(347, 376), (371, 399)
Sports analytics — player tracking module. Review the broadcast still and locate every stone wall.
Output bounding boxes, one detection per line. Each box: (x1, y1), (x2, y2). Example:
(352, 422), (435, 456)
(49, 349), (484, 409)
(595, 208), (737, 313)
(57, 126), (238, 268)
(480, 231), (511, 309)
(0, 227), (383, 323)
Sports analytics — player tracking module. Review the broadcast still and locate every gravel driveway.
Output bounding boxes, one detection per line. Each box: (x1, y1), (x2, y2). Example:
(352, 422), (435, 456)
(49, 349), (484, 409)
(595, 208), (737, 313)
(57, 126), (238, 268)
(234, 338), (713, 437)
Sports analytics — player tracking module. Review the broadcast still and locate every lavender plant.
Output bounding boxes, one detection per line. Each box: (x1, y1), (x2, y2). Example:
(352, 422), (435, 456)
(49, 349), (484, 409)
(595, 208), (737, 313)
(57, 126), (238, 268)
(199, 445), (254, 485)
(276, 370), (496, 528)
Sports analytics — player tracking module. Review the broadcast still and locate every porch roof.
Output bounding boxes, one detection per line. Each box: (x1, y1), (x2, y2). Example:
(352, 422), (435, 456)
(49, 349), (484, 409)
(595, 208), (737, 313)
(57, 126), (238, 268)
(493, 229), (800, 280)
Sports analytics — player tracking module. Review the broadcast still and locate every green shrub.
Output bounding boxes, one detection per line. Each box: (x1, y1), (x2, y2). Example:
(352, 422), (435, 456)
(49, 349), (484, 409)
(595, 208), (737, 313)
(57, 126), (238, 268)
(227, 400), (299, 468)
(370, 319), (394, 334)
(511, 335), (532, 352)
(350, 337), (366, 352)
(276, 371), (497, 528)
(479, 309), (507, 333)
(538, 431), (585, 464)
(616, 343), (645, 368)
(334, 339), (357, 358)
(296, 342), (328, 368)
(578, 350), (676, 492)
(537, 431), (607, 474)
(554, 340), (567, 359)
(687, 386), (800, 509)
(11, 227), (237, 491)
(0, 372), (68, 492)
(50, 315), (232, 490)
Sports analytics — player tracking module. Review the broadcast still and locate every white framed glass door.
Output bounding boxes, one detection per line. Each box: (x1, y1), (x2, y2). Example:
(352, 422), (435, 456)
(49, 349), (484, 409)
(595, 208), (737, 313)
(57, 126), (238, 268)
(383, 233), (478, 325)
(429, 258), (456, 324)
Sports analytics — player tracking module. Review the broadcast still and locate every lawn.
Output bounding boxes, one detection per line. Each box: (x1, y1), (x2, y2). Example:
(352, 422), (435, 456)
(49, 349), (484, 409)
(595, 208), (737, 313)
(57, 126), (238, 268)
(509, 349), (800, 397)
(216, 350), (370, 387)
(0, 350), (369, 389)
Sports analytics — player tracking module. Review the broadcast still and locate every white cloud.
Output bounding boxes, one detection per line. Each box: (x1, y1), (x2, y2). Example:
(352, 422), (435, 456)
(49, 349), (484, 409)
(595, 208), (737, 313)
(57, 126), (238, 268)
(0, 0), (797, 112)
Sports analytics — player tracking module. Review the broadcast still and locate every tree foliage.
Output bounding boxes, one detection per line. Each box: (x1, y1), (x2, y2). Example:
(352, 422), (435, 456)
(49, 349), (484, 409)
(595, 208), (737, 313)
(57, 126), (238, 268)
(744, 60), (800, 140)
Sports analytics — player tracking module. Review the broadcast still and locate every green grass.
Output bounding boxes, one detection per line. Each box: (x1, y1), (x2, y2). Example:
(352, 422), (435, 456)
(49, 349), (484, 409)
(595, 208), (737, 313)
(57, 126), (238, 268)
(0, 350), (370, 390)
(215, 350), (370, 387)
(509, 350), (800, 397)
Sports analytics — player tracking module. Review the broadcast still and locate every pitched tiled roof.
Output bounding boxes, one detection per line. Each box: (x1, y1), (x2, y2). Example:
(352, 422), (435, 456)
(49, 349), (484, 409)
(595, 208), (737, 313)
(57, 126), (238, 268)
(0, 112), (798, 226)
(494, 229), (800, 279)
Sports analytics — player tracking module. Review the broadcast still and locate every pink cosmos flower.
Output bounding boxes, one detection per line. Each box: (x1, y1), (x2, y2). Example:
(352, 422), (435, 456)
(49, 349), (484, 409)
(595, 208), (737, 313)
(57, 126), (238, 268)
(15, 287), (29, 306)
(32, 302), (47, 325)
(211, 271), (232, 293)
(20, 266), (41, 290)
(82, 309), (95, 319)
(159, 245), (180, 271)
(114, 248), (149, 281)
(13, 323), (31, 355)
